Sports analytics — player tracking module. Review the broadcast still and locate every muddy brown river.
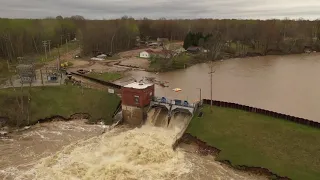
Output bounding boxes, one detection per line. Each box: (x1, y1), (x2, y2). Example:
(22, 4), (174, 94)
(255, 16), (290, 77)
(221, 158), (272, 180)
(116, 53), (320, 122)
(1, 53), (318, 179)
(1, 120), (266, 180)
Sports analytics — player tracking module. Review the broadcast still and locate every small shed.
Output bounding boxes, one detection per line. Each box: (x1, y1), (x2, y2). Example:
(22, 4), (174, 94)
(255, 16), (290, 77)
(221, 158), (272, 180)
(121, 82), (154, 107)
(97, 54), (107, 59)
(121, 82), (155, 125)
(140, 51), (151, 58)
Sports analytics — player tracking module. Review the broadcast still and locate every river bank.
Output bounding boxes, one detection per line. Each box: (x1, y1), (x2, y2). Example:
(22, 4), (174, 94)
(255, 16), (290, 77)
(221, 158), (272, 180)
(185, 105), (320, 180)
(178, 135), (287, 179)
(144, 44), (318, 72)
(0, 85), (120, 128)
(179, 134), (289, 180)
(115, 52), (320, 122)
(0, 120), (267, 180)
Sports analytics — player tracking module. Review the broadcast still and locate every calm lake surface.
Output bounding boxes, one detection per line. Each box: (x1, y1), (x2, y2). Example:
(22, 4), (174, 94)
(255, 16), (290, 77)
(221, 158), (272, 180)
(116, 53), (320, 122)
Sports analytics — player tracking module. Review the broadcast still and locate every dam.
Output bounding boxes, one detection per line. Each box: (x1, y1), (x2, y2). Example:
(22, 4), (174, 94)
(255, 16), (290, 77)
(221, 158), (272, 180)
(0, 81), (264, 180)
(121, 82), (199, 138)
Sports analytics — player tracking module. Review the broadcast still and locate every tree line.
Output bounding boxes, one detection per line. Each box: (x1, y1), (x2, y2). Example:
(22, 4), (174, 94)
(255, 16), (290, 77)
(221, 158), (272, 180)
(1, 16), (320, 62)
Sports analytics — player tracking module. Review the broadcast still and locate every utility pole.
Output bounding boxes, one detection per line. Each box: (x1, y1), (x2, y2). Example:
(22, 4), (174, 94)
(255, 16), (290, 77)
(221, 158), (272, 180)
(57, 45), (61, 71)
(66, 38), (69, 54)
(197, 88), (202, 106)
(42, 40), (48, 60)
(208, 61), (215, 112)
(48, 40), (51, 56)
(60, 35), (63, 47)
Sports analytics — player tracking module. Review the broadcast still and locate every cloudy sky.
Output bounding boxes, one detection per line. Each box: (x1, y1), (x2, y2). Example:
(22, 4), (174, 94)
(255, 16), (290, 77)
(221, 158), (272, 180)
(1, 0), (320, 20)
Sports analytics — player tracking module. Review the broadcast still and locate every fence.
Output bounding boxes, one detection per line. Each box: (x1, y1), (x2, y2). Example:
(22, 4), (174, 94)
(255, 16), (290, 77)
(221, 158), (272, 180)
(202, 99), (320, 129)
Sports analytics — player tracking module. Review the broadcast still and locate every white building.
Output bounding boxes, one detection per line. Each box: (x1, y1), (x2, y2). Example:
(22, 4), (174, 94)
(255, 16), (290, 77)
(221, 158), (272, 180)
(139, 51), (151, 58)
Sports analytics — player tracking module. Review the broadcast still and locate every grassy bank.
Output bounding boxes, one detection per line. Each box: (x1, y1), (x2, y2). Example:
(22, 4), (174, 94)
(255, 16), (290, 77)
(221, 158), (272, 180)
(0, 61), (14, 85)
(186, 105), (320, 180)
(148, 54), (195, 72)
(87, 72), (123, 82)
(0, 85), (120, 126)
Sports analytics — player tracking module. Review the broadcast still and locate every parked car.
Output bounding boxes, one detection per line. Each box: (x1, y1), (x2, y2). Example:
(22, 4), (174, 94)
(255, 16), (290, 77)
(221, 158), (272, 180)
(77, 69), (89, 74)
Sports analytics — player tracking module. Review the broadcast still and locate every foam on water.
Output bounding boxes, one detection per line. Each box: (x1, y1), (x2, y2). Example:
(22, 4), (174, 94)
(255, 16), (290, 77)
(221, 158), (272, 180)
(17, 126), (192, 180)
(1, 113), (266, 180)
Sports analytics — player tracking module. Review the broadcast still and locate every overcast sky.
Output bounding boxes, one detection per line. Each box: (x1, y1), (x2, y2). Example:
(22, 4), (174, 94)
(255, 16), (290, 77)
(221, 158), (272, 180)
(1, 0), (320, 20)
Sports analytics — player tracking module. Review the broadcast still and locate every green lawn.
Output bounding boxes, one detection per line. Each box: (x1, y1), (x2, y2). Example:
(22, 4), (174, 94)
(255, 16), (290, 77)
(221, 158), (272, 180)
(87, 72), (123, 82)
(0, 85), (120, 126)
(186, 105), (320, 180)
(0, 61), (14, 85)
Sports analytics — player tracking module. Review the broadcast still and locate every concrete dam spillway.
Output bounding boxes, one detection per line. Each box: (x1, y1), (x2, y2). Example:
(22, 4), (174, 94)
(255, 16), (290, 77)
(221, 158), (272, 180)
(146, 107), (191, 133)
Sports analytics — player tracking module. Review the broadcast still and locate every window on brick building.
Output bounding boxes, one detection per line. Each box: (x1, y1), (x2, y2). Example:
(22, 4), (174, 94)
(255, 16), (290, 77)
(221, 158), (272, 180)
(134, 96), (140, 104)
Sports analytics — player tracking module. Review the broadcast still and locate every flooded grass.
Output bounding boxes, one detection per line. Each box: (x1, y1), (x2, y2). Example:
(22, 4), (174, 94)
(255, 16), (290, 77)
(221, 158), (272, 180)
(0, 85), (120, 126)
(186, 105), (320, 180)
(87, 72), (123, 82)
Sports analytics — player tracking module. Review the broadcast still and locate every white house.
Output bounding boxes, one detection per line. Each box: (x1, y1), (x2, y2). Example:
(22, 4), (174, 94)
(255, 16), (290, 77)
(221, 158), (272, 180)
(139, 51), (151, 58)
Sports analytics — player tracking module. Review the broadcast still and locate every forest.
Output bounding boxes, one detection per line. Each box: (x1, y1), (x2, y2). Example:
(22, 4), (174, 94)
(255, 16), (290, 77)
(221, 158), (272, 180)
(1, 16), (320, 62)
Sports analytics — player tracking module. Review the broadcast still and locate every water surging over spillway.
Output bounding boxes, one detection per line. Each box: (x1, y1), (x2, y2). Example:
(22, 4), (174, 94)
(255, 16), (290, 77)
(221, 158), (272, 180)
(17, 126), (191, 180)
(146, 107), (191, 131)
(7, 109), (266, 180)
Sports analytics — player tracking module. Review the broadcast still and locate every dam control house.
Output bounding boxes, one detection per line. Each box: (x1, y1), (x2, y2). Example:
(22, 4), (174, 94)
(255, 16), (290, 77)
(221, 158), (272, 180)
(121, 82), (155, 125)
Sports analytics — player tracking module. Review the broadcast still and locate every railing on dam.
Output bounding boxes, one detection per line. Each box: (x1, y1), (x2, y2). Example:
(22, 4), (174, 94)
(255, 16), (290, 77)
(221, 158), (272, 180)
(152, 97), (199, 108)
(151, 96), (200, 115)
(202, 99), (320, 129)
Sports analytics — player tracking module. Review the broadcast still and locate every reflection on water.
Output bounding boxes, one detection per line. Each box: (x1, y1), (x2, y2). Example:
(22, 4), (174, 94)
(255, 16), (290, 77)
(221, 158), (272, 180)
(116, 53), (320, 122)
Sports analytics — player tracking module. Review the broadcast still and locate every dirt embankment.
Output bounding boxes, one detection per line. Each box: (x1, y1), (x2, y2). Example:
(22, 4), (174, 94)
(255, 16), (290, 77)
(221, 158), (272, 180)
(179, 133), (290, 180)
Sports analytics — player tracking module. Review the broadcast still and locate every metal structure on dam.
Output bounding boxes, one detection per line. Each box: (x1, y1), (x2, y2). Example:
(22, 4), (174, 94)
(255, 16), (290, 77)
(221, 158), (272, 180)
(149, 96), (199, 118)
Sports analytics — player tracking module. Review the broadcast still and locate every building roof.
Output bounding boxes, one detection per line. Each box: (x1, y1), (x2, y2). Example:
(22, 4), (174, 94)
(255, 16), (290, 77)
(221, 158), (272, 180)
(187, 46), (201, 51)
(144, 49), (154, 54)
(124, 82), (153, 89)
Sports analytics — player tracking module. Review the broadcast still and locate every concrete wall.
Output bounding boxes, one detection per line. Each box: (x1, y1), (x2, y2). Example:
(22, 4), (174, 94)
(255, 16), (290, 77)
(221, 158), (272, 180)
(122, 105), (148, 126)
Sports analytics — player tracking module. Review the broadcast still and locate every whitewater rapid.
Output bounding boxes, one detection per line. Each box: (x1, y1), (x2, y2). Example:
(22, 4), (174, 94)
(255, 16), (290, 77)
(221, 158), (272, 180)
(1, 115), (266, 180)
(16, 126), (190, 180)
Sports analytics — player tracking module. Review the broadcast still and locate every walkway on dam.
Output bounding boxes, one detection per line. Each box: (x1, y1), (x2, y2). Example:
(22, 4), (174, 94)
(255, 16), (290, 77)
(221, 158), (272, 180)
(149, 96), (200, 117)
(147, 96), (200, 142)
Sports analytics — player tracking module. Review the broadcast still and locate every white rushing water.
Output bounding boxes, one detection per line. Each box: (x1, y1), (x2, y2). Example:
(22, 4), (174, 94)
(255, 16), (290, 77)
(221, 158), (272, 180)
(1, 114), (266, 180)
(17, 126), (191, 180)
